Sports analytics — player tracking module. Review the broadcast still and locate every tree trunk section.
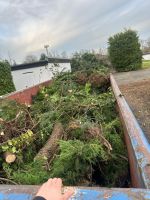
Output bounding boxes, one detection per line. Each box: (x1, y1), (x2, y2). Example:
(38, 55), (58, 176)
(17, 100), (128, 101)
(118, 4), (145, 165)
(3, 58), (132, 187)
(4, 152), (16, 163)
(34, 122), (63, 164)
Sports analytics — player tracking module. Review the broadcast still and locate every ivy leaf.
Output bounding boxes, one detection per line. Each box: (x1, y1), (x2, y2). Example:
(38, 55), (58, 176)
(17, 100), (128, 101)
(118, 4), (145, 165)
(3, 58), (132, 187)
(27, 130), (33, 137)
(8, 140), (13, 146)
(12, 146), (17, 153)
(2, 145), (9, 151)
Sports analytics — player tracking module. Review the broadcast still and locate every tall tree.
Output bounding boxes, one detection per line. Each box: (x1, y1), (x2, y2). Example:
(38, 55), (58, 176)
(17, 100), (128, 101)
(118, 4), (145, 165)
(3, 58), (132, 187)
(108, 29), (142, 71)
(61, 51), (67, 58)
(0, 61), (15, 95)
(141, 38), (150, 53)
(71, 52), (107, 72)
(24, 55), (37, 63)
(146, 38), (150, 50)
(39, 53), (47, 61)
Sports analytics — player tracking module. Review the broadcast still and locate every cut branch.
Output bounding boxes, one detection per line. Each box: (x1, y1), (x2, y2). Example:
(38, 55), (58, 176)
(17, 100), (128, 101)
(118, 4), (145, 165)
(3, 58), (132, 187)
(87, 126), (112, 152)
(4, 152), (16, 163)
(34, 122), (64, 166)
(0, 177), (18, 185)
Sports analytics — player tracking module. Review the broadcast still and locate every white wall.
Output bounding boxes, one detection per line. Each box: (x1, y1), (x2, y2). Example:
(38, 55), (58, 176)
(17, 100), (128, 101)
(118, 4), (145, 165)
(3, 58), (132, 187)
(12, 63), (71, 91)
(143, 54), (150, 60)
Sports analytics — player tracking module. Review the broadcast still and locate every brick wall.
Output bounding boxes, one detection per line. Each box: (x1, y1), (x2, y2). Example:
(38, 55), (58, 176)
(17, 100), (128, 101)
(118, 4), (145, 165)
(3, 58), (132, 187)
(4, 80), (52, 105)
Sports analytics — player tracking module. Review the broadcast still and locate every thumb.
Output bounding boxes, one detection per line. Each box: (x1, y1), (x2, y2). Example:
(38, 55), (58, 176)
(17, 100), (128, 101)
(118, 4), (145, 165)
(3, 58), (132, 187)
(62, 188), (75, 200)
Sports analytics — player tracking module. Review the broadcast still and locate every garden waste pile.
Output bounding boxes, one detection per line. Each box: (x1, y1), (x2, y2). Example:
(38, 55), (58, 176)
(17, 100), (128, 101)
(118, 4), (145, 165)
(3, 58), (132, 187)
(0, 70), (129, 187)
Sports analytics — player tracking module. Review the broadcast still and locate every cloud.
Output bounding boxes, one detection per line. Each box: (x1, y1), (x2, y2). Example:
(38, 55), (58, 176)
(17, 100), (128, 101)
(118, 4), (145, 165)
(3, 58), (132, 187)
(0, 0), (150, 63)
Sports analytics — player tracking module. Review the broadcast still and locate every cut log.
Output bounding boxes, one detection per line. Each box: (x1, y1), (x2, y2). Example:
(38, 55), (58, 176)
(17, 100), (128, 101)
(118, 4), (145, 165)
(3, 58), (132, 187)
(34, 122), (64, 165)
(4, 152), (16, 163)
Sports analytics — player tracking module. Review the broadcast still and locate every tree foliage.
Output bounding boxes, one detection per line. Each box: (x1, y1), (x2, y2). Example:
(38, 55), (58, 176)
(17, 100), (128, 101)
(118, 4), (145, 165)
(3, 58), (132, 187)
(0, 71), (129, 187)
(51, 139), (109, 185)
(39, 53), (47, 61)
(71, 52), (108, 72)
(0, 61), (15, 96)
(141, 38), (150, 53)
(108, 29), (142, 71)
(24, 54), (38, 63)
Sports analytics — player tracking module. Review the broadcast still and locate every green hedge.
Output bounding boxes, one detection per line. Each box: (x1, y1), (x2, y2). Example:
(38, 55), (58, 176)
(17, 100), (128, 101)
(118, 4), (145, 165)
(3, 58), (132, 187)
(0, 61), (15, 96)
(71, 52), (107, 72)
(108, 29), (142, 72)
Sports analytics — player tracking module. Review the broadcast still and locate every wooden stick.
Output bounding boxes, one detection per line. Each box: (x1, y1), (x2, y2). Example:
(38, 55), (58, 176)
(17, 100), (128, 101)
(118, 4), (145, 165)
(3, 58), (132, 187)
(0, 177), (18, 185)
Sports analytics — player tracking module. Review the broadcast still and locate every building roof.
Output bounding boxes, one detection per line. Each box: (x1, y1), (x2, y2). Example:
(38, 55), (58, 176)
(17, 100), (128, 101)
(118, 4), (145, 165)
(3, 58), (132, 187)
(143, 52), (150, 55)
(11, 58), (71, 71)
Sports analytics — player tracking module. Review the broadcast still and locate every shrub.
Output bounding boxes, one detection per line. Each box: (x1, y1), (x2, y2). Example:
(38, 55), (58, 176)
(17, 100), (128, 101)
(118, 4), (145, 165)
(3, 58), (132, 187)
(71, 52), (108, 72)
(108, 29), (142, 72)
(0, 61), (15, 95)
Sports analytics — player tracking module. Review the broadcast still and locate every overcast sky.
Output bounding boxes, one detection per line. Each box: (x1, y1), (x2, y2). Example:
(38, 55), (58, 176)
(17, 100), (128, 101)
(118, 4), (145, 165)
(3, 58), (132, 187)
(0, 0), (150, 63)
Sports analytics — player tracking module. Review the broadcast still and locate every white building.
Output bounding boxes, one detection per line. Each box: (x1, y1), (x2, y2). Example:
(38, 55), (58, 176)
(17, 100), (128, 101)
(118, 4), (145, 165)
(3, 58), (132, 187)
(11, 58), (71, 91)
(143, 53), (150, 60)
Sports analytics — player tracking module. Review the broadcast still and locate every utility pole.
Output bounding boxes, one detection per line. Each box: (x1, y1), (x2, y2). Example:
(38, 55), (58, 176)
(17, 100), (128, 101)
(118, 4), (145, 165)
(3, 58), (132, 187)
(8, 51), (12, 65)
(44, 45), (49, 57)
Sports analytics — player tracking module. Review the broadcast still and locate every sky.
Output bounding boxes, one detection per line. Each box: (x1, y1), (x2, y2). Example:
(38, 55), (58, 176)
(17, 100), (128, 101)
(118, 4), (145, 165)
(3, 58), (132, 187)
(0, 0), (150, 63)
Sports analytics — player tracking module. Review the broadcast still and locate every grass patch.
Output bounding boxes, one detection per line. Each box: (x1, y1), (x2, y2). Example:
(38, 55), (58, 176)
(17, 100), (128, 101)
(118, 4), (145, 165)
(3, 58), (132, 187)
(142, 60), (150, 69)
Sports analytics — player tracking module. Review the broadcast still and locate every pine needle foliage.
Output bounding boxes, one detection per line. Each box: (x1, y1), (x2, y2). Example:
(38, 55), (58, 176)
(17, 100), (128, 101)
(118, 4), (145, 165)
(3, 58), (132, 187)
(0, 99), (20, 121)
(51, 139), (109, 185)
(71, 52), (109, 72)
(0, 70), (129, 187)
(11, 160), (50, 185)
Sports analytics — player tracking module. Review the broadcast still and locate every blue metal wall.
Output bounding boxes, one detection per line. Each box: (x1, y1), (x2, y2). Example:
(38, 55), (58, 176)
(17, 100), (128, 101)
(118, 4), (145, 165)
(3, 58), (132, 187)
(0, 186), (150, 200)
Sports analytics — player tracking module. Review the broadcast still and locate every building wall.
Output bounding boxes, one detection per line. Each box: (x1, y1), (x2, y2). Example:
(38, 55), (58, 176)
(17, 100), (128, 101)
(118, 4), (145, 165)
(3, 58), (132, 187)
(143, 54), (150, 60)
(12, 63), (71, 91)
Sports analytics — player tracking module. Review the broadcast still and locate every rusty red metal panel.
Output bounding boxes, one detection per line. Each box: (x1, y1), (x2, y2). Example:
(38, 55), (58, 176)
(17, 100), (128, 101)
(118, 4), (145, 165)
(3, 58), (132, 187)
(110, 74), (150, 189)
(2, 80), (52, 105)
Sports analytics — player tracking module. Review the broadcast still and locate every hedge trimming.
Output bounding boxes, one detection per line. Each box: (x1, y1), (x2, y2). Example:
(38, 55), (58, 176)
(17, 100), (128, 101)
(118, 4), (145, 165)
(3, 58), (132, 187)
(108, 29), (142, 72)
(0, 61), (15, 96)
(0, 71), (129, 186)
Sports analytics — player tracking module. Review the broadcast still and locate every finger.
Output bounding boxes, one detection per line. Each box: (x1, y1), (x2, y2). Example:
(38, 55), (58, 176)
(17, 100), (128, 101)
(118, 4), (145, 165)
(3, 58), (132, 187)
(56, 178), (62, 188)
(63, 188), (75, 200)
(47, 178), (53, 186)
(51, 178), (58, 185)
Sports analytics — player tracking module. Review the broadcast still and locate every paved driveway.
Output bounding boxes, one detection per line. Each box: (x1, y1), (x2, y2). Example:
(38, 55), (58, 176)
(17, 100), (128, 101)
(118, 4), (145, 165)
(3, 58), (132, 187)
(114, 68), (150, 85)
